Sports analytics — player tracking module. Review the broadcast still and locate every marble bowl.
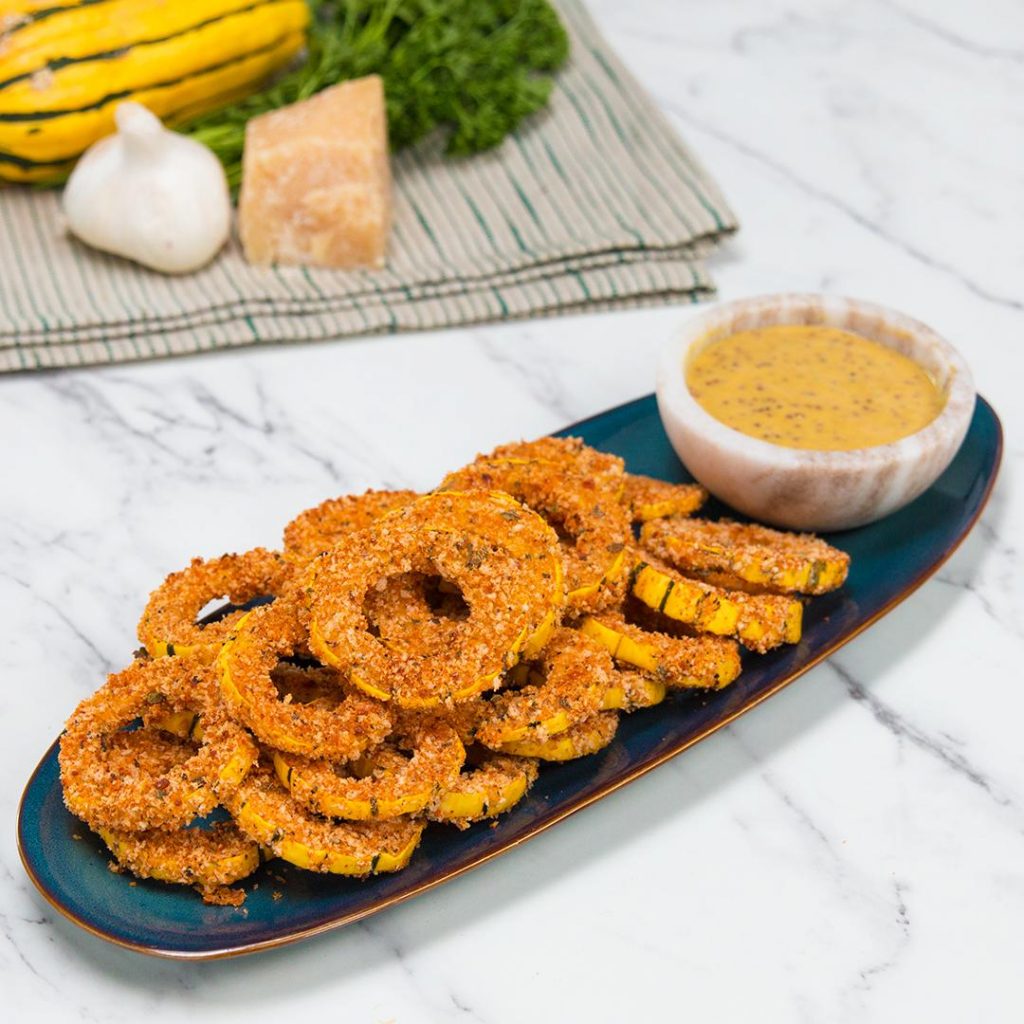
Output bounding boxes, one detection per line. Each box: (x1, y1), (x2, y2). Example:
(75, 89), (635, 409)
(655, 294), (976, 532)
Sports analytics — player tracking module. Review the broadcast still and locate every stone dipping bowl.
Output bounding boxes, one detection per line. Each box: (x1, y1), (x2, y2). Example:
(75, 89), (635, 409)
(655, 294), (976, 532)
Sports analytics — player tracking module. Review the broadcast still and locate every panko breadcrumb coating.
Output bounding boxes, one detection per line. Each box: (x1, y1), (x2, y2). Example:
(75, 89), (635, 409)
(306, 491), (565, 707)
(579, 614), (742, 690)
(138, 548), (293, 662)
(622, 474), (708, 522)
(440, 437), (631, 613)
(499, 711), (621, 761)
(225, 762), (425, 875)
(98, 822), (259, 902)
(218, 599), (392, 760)
(429, 750), (539, 828)
(640, 517), (850, 595)
(600, 670), (667, 711)
(283, 490), (419, 566)
(60, 657), (258, 832)
(271, 716), (465, 820)
(362, 571), (469, 653)
(475, 628), (615, 748)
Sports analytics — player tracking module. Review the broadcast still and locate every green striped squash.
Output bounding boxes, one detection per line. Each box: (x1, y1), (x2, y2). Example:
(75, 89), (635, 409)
(0, 0), (309, 183)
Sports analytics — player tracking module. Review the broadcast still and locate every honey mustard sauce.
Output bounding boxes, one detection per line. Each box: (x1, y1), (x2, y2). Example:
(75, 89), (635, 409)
(685, 324), (945, 451)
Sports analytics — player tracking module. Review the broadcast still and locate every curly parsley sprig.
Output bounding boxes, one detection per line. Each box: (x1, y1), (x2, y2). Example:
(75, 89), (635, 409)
(180, 0), (569, 189)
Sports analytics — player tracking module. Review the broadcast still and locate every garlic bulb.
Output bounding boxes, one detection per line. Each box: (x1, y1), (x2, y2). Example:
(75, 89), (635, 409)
(63, 102), (231, 274)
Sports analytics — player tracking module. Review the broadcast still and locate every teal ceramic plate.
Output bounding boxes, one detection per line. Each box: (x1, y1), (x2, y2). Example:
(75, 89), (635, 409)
(18, 394), (1002, 960)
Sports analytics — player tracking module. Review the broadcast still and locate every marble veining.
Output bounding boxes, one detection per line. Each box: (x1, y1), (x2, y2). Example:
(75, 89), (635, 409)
(1, 0), (1022, 1019)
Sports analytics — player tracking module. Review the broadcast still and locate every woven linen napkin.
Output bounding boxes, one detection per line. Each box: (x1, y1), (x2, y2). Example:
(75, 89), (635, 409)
(0, 0), (737, 373)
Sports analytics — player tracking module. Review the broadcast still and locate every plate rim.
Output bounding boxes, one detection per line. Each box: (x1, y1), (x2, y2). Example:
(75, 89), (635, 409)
(17, 392), (1004, 961)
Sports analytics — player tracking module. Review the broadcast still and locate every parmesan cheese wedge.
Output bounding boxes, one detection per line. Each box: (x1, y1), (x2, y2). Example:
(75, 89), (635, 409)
(238, 75), (392, 269)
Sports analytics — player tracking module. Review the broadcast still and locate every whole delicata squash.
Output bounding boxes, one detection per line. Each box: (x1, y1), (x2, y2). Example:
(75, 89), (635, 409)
(0, 0), (309, 183)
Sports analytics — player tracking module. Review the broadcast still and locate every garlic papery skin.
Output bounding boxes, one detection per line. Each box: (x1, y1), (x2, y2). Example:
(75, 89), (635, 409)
(62, 102), (231, 274)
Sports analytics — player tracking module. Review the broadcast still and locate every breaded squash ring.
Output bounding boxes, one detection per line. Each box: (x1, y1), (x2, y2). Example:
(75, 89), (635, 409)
(147, 662), (353, 741)
(307, 491), (565, 707)
(218, 599), (392, 760)
(490, 436), (625, 492)
(600, 670), (667, 711)
(98, 822), (259, 899)
(640, 517), (850, 595)
(622, 473), (707, 522)
(226, 762), (424, 875)
(138, 548), (292, 662)
(440, 437), (631, 614)
(60, 657), (258, 832)
(429, 749), (539, 828)
(271, 717), (465, 820)
(579, 614), (742, 690)
(499, 711), (620, 761)
(475, 628), (616, 748)
(630, 557), (803, 654)
(283, 489), (419, 566)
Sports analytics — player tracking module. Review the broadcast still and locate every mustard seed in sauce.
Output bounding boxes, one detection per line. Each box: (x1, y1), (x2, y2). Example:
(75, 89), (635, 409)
(686, 324), (945, 450)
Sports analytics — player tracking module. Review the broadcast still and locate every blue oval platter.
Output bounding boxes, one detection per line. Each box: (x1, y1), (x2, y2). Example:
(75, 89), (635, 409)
(18, 393), (1003, 959)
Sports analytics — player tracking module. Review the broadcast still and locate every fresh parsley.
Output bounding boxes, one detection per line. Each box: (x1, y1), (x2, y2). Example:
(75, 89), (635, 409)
(180, 0), (569, 188)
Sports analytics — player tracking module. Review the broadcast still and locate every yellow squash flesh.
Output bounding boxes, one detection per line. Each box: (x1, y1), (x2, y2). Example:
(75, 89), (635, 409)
(433, 773), (530, 822)
(231, 797), (421, 876)
(270, 750), (439, 822)
(631, 562), (803, 652)
(98, 825), (260, 888)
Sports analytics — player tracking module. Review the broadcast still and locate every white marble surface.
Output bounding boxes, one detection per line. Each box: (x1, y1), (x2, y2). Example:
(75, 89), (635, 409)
(2, 0), (1023, 1019)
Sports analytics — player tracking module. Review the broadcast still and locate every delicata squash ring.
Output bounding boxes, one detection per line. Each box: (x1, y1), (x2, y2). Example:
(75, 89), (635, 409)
(283, 489), (419, 566)
(59, 657), (258, 832)
(272, 717), (465, 821)
(489, 437), (625, 493)
(138, 547), (293, 662)
(639, 517), (850, 596)
(98, 822), (260, 898)
(307, 491), (565, 708)
(218, 599), (392, 760)
(483, 439), (629, 591)
(429, 750), (539, 828)
(579, 614), (742, 690)
(499, 711), (621, 762)
(503, 659), (669, 714)
(440, 438), (631, 613)
(630, 557), (803, 654)
(363, 499), (560, 662)
(226, 762), (425, 876)
(600, 670), (668, 712)
(475, 628), (616, 748)
(146, 663), (353, 742)
(622, 473), (707, 523)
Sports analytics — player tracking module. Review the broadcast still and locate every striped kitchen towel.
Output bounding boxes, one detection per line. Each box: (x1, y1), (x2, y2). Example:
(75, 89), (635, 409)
(0, 0), (737, 373)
